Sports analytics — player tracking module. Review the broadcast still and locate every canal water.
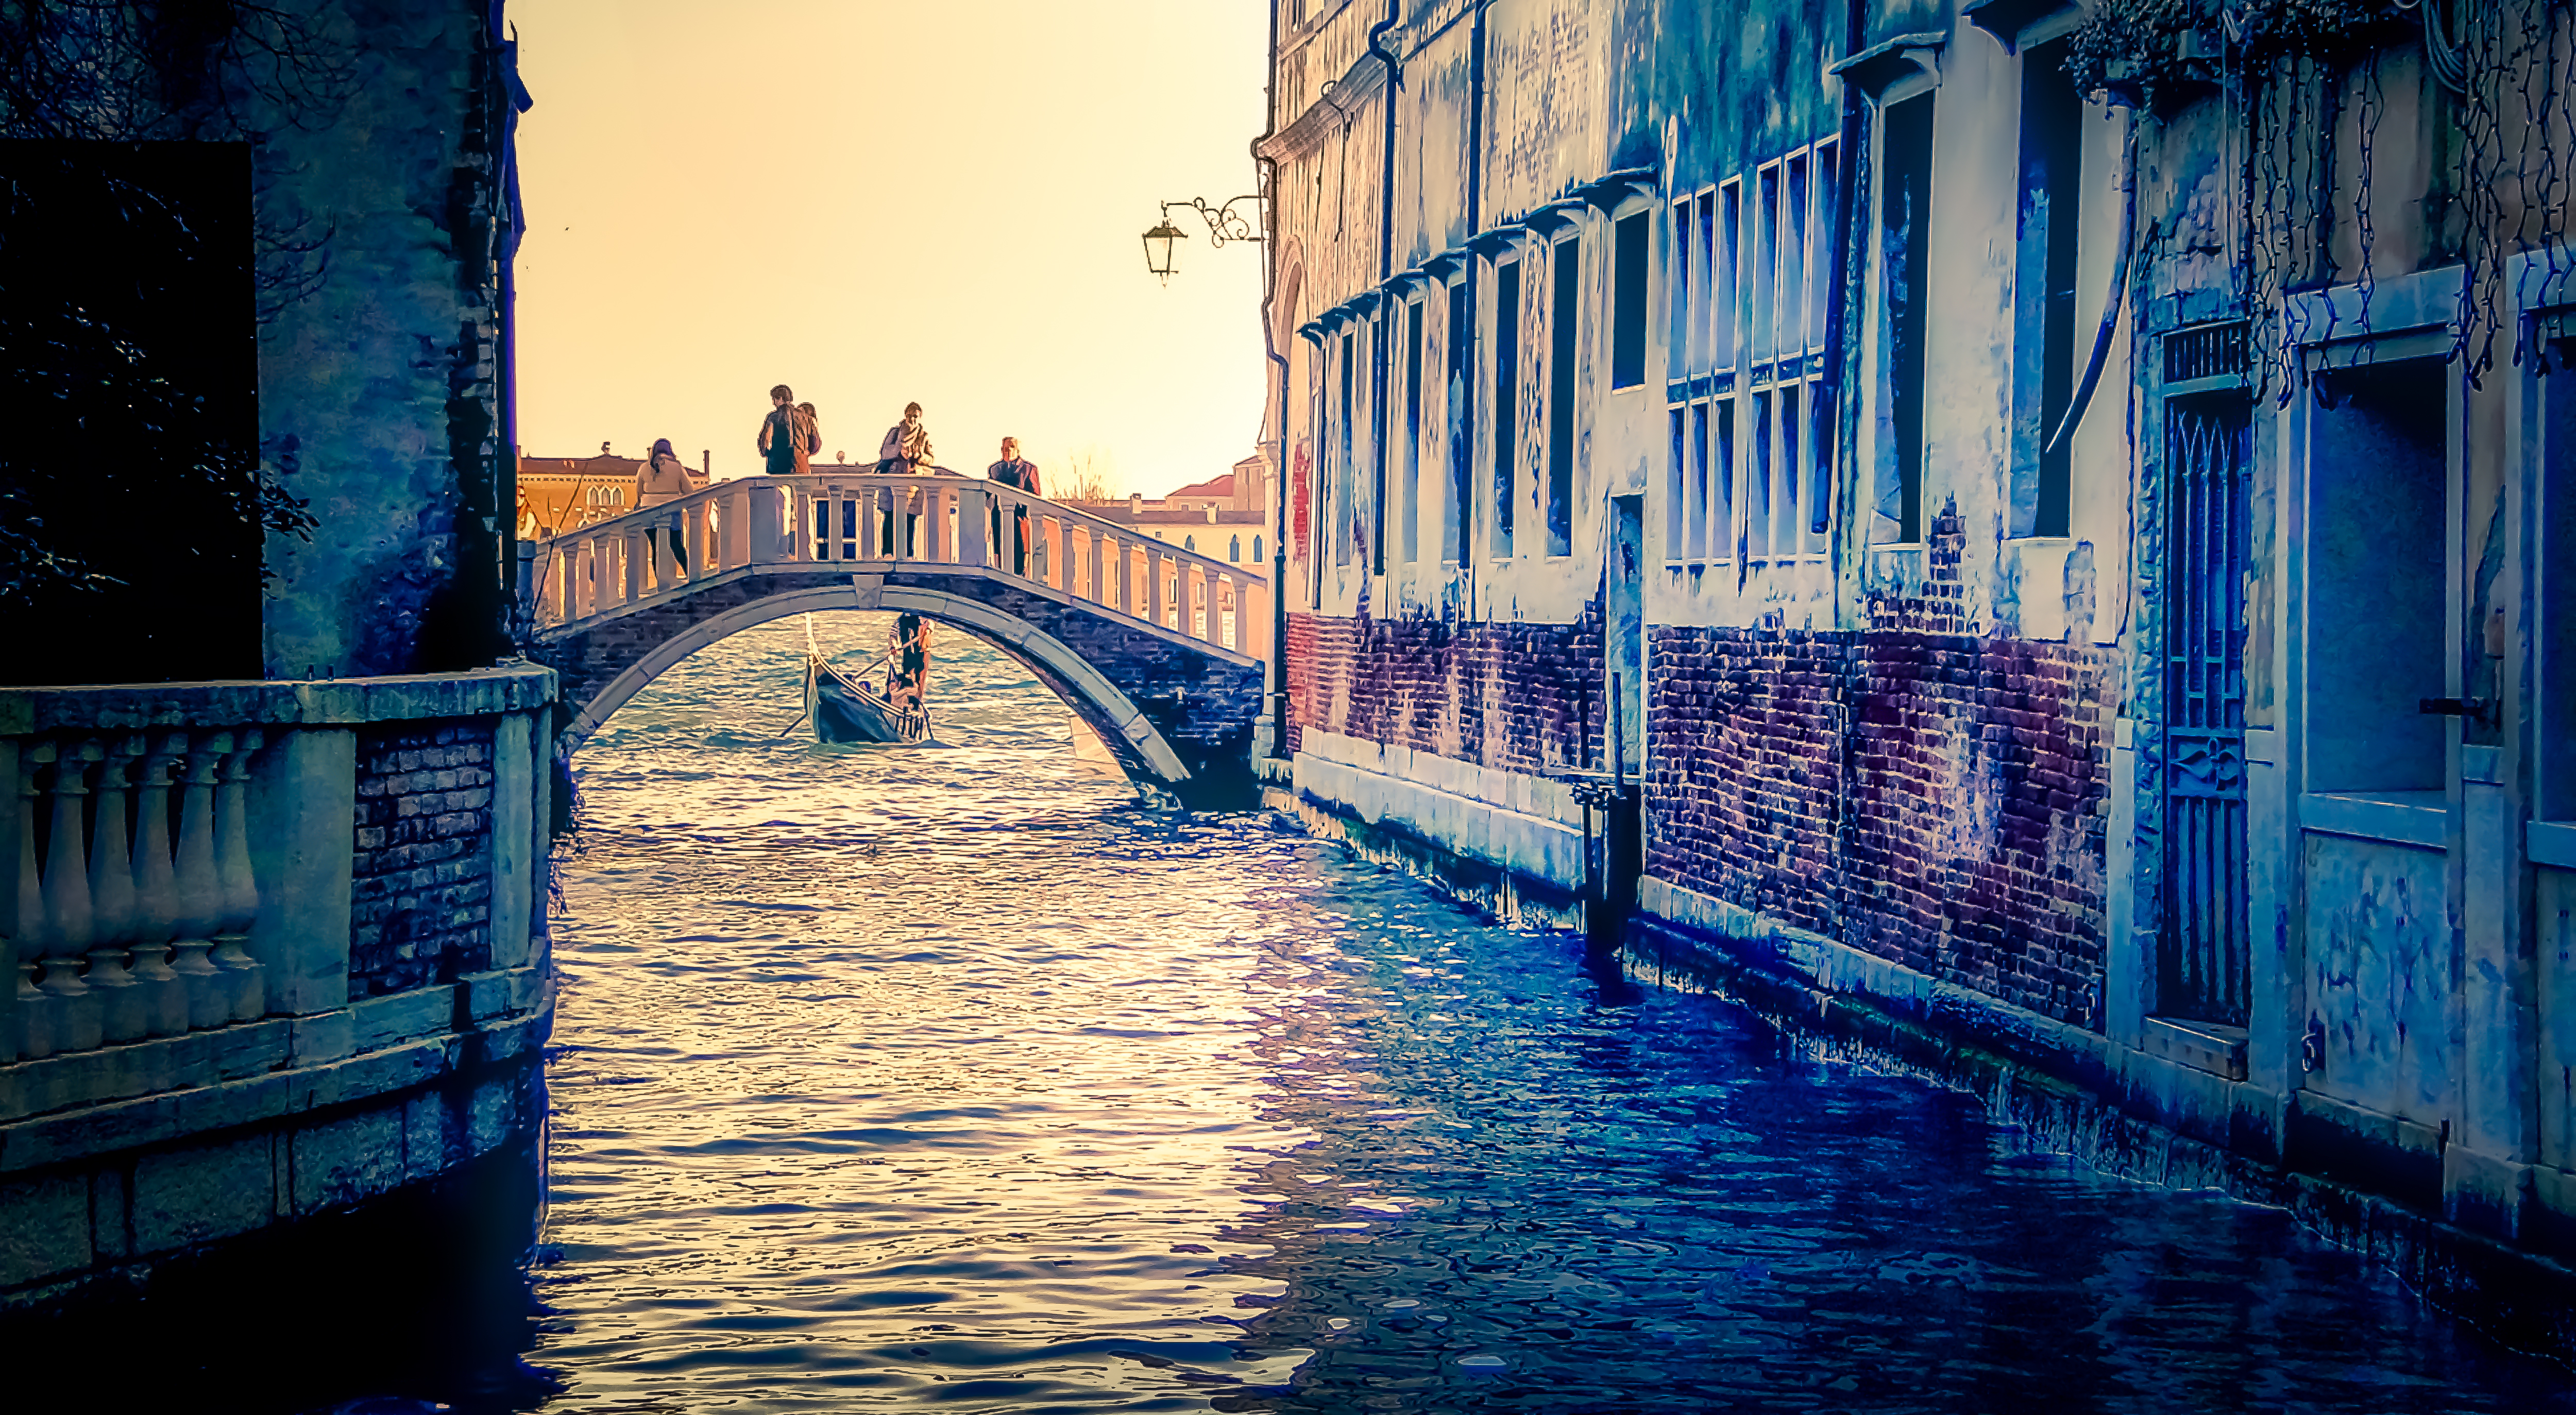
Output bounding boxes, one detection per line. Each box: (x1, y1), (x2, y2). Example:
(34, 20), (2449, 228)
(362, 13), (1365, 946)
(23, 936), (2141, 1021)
(423, 615), (2568, 1411)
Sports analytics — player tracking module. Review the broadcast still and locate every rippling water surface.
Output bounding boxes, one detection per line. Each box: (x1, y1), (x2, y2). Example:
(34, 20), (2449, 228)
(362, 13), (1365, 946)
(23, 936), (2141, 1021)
(511, 615), (2571, 1413)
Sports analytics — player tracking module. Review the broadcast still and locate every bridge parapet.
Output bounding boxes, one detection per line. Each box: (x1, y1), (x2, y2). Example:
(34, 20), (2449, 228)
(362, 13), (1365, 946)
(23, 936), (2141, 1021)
(534, 473), (1270, 660)
(0, 668), (555, 1302)
(530, 476), (1271, 804)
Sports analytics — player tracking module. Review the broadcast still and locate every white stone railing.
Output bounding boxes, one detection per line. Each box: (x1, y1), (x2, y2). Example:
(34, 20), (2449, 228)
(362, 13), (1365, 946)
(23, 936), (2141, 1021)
(531, 474), (1271, 659)
(0, 669), (553, 1093)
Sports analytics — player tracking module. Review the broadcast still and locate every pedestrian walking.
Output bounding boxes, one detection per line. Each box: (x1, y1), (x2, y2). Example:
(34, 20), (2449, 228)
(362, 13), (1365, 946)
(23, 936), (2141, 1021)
(987, 436), (1042, 576)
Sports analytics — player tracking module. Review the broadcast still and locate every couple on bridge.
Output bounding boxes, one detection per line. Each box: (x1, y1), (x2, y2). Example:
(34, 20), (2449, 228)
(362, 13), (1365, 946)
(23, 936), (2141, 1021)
(757, 387), (944, 481)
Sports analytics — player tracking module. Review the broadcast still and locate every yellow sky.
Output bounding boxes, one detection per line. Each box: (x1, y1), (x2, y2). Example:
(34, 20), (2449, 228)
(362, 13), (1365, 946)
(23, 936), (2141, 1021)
(508, 0), (1270, 497)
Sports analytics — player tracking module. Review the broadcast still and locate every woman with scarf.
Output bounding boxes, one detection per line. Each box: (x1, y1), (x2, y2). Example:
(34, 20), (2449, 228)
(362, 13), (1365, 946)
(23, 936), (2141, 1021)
(874, 402), (934, 554)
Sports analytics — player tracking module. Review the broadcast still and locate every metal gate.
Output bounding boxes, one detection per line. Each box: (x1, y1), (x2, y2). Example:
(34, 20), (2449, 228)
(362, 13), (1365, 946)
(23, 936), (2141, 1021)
(2159, 395), (2252, 1025)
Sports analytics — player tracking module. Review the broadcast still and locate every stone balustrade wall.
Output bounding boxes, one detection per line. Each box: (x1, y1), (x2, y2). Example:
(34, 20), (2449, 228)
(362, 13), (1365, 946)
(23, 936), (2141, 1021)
(0, 666), (556, 1305)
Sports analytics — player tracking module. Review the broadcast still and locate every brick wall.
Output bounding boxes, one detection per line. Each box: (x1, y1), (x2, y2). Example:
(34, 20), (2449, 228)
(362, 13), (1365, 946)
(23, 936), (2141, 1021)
(1645, 628), (1844, 940)
(1285, 604), (1604, 773)
(349, 720), (497, 998)
(1639, 505), (2116, 1028)
(1843, 627), (2114, 1028)
(1288, 505), (2116, 1031)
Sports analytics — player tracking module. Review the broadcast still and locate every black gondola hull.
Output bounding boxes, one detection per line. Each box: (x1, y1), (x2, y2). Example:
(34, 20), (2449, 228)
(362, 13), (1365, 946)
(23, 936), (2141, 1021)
(806, 659), (929, 744)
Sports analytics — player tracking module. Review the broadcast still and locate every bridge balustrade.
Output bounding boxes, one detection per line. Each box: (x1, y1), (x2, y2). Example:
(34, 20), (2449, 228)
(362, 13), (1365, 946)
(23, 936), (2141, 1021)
(0, 669), (553, 1107)
(532, 475), (1270, 659)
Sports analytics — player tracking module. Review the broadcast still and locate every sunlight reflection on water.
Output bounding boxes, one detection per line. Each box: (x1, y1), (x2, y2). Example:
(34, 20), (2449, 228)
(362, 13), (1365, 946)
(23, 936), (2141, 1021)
(520, 613), (2574, 1413)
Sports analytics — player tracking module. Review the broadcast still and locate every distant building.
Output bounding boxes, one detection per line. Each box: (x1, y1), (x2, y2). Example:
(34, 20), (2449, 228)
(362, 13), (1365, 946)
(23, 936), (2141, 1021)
(516, 446), (710, 539)
(1063, 452), (1274, 575)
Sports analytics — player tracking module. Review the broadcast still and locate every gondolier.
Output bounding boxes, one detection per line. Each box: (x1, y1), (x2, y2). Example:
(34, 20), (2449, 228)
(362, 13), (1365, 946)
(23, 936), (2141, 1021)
(800, 613), (931, 745)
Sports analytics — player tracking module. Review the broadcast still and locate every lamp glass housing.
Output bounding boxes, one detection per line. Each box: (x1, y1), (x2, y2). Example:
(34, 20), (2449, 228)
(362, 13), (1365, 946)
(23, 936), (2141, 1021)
(1142, 219), (1187, 283)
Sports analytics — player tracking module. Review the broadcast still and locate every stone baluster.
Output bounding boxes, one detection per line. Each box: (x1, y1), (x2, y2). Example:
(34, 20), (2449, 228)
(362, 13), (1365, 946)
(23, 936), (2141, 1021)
(168, 733), (229, 1030)
(928, 485), (951, 562)
(1146, 546), (1166, 628)
(546, 541), (569, 623)
(592, 534), (615, 609)
(84, 737), (146, 1044)
(209, 729), (266, 1021)
(572, 537), (596, 618)
(1199, 566), (1219, 643)
(127, 736), (189, 1037)
(14, 754), (55, 1060)
(36, 740), (104, 1052)
(1086, 527), (1105, 604)
(972, 484), (997, 569)
(622, 523), (646, 600)
(1244, 579), (1271, 657)
(1111, 536), (1132, 615)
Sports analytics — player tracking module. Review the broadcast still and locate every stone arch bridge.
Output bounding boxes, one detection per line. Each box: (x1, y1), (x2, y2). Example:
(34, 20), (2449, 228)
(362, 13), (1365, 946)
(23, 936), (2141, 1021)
(526, 474), (1270, 807)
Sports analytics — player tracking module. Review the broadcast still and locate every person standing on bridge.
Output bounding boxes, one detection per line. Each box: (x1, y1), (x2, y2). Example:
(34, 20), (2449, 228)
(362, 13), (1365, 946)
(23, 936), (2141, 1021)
(756, 385), (801, 476)
(876, 402), (933, 473)
(986, 436), (1041, 576)
(636, 436), (693, 575)
(875, 402), (934, 554)
(794, 402), (822, 475)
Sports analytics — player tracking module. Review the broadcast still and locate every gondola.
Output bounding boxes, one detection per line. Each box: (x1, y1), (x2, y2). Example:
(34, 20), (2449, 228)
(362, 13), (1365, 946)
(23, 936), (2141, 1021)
(799, 616), (930, 744)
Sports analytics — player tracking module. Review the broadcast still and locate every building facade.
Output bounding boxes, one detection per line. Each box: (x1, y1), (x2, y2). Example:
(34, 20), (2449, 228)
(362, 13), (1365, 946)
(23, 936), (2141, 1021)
(0, 1), (557, 1316)
(518, 446), (714, 540)
(1261, 0), (2576, 1278)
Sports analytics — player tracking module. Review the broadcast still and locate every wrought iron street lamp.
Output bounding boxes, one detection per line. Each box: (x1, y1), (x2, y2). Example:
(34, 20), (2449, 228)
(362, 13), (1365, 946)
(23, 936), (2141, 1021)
(1142, 218), (1187, 284)
(1141, 194), (1262, 284)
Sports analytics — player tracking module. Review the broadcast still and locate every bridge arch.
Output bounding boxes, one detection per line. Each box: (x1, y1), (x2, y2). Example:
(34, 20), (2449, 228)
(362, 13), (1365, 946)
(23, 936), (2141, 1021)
(560, 584), (1193, 784)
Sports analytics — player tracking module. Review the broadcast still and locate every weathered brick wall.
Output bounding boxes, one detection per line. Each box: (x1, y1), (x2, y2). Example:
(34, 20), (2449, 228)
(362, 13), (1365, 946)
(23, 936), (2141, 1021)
(1645, 629), (1844, 940)
(1283, 507), (2115, 1030)
(1285, 606), (1604, 774)
(1843, 624), (2113, 1027)
(1640, 506), (2117, 1029)
(349, 720), (497, 998)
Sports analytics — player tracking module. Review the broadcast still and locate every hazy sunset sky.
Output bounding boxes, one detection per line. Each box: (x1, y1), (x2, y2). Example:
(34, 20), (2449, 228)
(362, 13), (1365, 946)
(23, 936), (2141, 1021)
(508, 0), (1270, 496)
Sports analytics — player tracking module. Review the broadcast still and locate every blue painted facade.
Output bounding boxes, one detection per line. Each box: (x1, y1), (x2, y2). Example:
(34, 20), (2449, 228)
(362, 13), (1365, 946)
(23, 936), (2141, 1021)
(1262, 0), (2576, 1272)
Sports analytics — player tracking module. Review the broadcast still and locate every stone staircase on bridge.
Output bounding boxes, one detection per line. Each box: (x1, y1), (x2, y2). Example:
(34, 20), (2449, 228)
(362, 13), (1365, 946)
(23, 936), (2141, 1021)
(524, 474), (1271, 806)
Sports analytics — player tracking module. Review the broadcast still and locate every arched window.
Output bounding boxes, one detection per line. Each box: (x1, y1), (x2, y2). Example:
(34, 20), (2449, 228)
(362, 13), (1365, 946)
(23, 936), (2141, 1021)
(1228, 535), (1242, 561)
(1184, 534), (1196, 552)
(1254, 535), (1265, 562)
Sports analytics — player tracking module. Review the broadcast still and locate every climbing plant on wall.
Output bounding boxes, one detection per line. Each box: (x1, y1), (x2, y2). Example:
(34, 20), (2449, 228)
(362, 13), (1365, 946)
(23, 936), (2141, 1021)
(2066, 0), (2573, 402)
(0, 2), (353, 670)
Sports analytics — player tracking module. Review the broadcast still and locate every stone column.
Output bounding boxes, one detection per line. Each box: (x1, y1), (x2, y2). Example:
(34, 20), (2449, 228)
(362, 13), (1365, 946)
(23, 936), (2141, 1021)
(37, 741), (103, 1053)
(129, 736), (190, 1038)
(209, 730), (267, 1021)
(487, 712), (536, 971)
(247, 727), (357, 1019)
(84, 737), (145, 1044)
(168, 734), (229, 1030)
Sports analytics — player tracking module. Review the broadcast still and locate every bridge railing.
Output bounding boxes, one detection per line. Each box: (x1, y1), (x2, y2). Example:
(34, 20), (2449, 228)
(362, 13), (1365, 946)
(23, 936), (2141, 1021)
(531, 474), (1270, 659)
(0, 668), (554, 1088)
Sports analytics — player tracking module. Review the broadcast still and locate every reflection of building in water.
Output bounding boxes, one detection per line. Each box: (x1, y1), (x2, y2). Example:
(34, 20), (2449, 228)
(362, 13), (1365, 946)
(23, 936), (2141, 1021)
(516, 444), (710, 538)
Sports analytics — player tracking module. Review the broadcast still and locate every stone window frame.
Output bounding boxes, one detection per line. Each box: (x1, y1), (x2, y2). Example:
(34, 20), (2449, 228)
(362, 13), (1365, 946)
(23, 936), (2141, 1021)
(2280, 263), (2465, 843)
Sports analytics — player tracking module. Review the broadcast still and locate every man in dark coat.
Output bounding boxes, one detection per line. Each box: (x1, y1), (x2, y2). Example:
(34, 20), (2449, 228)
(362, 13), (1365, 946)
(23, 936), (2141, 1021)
(987, 436), (1041, 576)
